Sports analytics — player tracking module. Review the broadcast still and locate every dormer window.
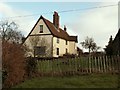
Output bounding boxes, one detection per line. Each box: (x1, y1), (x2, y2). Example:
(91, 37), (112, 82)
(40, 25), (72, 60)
(40, 25), (43, 33)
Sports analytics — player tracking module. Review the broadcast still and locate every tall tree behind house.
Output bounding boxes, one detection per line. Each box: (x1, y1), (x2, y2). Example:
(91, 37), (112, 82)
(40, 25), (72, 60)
(105, 29), (120, 55)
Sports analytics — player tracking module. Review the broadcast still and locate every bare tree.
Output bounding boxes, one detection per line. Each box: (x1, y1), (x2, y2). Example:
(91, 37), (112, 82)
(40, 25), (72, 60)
(91, 43), (101, 52)
(1, 20), (27, 88)
(80, 36), (100, 54)
(0, 20), (23, 43)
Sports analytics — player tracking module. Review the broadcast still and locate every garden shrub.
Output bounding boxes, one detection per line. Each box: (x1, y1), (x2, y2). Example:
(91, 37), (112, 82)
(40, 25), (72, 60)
(63, 53), (76, 58)
(2, 41), (26, 88)
(25, 57), (37, 78)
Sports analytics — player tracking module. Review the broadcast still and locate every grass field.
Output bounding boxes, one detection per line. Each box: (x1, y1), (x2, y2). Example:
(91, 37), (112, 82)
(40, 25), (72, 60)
(14, 74), (119, 88)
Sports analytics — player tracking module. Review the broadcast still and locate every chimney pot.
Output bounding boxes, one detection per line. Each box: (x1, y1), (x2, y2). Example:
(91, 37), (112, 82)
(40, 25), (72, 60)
(64, 25), (67, 31)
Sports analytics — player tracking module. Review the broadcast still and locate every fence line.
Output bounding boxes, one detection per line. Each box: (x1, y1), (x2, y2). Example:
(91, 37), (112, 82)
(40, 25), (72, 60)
(36, 55), (120, 76)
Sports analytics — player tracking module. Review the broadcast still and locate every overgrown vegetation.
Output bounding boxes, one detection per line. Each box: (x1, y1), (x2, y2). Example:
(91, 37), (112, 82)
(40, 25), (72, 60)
(2, 41), (26, 88)
(0, 20), (36, 88)
(25, 57), (37, 78)
(2, 41), (38, 88)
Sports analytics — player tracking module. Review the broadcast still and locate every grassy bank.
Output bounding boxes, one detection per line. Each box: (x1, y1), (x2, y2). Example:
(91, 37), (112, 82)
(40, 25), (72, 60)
(14, 74), (119, 88)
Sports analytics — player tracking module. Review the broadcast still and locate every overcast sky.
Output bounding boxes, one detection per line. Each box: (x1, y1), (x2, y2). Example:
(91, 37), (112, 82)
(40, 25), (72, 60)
(0, 2), (118, 52)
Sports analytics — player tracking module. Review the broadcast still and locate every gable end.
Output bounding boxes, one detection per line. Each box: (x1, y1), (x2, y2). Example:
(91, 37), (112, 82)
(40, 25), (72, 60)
(22, 16), (54, 44)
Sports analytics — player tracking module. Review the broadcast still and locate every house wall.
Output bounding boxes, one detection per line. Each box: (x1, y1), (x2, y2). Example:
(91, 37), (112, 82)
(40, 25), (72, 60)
(53, 37), (77, 57)
(24, 35), (53, 57)
(53, 37), (68, 57)
(69, 41), (77, 55)
(23, 19), (53, 57)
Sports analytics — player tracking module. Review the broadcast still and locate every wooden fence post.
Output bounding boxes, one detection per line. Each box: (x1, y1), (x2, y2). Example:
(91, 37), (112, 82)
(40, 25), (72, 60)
(92, 56), (94, 73)
(108, 56), (111, 73)
(108, 56), (110, 72)
(94, 56), (97, 73)
(106, 56), (109, 73)
(111, 56), (114, 73)
(99, 56), (102, 73)
(89, 56), (91, 73)
(80, 57), (82, 73)
(91, 56), (93, 73)
(113, 55), (116, 73)
(68, 58), (71, 75)
(116, 55), (119, 73)
(85, 57), (88, 73)
(103, 56), (106, 73)
(87, 57), (89, 73)
(51, 59), (53, 76)
(98, 57), (100, 73)
(101, 56), (103, 73)
(73, 58), (75, 75)
(117, 55), (120, 74)
(93, 56), (96, 73)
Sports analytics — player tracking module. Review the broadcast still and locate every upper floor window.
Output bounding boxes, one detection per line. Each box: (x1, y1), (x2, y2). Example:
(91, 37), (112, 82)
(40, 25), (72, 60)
(66, 40), (67, 45)
(57, 38), (59, 43)
(40, 25), (43, 33)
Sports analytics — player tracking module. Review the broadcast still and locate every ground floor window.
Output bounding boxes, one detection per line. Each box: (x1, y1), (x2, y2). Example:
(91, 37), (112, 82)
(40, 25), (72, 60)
(56, 48), (59, 55)
(34, 46), (46, 56)
(66, 48), (68, 54)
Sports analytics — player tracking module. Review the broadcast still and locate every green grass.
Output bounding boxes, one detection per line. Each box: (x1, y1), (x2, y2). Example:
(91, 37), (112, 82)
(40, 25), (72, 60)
(14, 74), (119, 88)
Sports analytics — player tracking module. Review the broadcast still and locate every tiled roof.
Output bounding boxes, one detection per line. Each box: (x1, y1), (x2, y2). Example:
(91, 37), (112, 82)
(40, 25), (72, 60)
(42, 16), (77, 42)
(23, 16), (78, 43)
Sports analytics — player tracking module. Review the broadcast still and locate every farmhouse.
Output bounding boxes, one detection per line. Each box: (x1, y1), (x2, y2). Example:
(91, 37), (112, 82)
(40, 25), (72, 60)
(23, 11), (78, 57)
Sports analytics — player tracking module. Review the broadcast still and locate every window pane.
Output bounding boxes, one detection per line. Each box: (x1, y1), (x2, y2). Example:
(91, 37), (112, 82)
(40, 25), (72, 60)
(57, 38), (59, 43)
(66, 40), (67, 45)
(40, 25), (43, 33)
(34, 46), (46, 56)
(57, 48), (59, 55)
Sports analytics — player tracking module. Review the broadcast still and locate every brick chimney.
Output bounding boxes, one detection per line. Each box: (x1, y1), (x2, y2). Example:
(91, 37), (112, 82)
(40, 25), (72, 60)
(53, 11), (59, 29)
